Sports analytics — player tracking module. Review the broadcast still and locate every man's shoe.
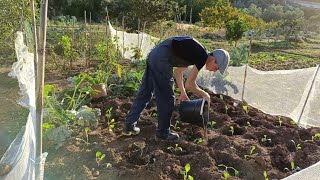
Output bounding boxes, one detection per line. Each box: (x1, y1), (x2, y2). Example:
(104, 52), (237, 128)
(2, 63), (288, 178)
(156, 131), (180, 141)
(122, 125), (140, 136)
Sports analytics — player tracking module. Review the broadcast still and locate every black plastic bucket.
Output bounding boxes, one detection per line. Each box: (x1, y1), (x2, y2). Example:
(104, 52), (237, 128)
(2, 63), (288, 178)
(179, 98), (208, 126)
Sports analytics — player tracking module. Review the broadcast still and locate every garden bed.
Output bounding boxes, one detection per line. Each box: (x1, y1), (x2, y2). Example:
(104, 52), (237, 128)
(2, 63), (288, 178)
(44, 91), (320, 180)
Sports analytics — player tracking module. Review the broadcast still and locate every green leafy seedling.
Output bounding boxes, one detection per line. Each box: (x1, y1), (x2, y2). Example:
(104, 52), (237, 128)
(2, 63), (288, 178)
(95, 151), (106, 166)
(284, 161), (301, 173)
(290, 140), (302, 151)
(261, 135), (271, 145)
(312, 133), (320, 141)
(229, 126), (234, 136)
(278, 116), (282, 126)
(246, 121), (251, 127)
(290, 120), (297, 125)
(263, 171), (269, 180)
(242, 105), (248, 114)
(208, 120), (216, 129)
(180, 163), (194, 180)
(133, 142), (146, 157)
(171, 120), (180, 130)
(218, 164), (239, 179)
(76, 127), (90, 145)
(244, 146), (256, 159)
(225, 104), (229, 114)
(167, 144), (183, 153)
(220, 95), (224, 101)
(193, 138), (204, 144)
(108, 118), (115, 132)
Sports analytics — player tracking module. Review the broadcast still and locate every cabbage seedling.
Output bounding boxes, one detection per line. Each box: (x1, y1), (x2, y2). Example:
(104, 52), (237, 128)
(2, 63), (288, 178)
(108, 118), (115, 132)
(225, 105), (229, 114)
(242, 105), (248, 114)
(312, 133), (320, 141)
(263, 171), (269, 180)
(229, 126), (234, 136)
(244, 146), (256, 159)
(218, 164), (239, 179)
(167, 144), (183, 153)
(284, 161), (301, 173)
(76, 127), (90, 145)
(171, 120), (180, 130)
(193, 138), (204, 144)
(208, 120), (216, 129)
(95, 151), (106, 166)
(180, 163), (194, 180)
(133, 142), (146, 157)
(261, 135), (271, 145)
(278, 117), (282, 126)
(290, 140), (301, 151)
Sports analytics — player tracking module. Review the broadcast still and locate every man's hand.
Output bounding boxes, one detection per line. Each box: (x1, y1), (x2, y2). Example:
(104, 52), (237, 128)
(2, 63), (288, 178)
(202, 92), (211, 104)
(178, 92), (190, 102)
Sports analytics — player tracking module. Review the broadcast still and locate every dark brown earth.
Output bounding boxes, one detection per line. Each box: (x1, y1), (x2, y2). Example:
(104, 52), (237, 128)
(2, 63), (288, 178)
(44, 91), (320, 180)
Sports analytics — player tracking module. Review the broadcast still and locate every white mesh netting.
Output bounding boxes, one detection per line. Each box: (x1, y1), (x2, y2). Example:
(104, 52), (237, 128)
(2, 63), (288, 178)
(108, 21), (159, 60)
(108, 21), (320, 179)
(0, 32), (47, 180)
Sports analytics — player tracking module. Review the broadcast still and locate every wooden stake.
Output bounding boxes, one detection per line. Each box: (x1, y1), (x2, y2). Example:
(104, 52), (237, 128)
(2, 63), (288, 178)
(31, 0), (38, 79)
(122, 16), (125, 58)
(84, 11), (87, 67)
(36, 0), (48, 179)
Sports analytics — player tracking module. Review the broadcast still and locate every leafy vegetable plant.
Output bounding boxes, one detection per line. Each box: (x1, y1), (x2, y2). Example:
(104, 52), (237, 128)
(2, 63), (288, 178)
(244, 146), (257, 159)
(95, 151), (106, 166)
(229, 126), (234, 136)
(261, 135), (271, 145)
(278, 116), (282, 126)
(180, 163), (194, 180)
(218, 164), (239, 179)
(76, 127), (90, 145)
(290, 140), (301, 151)
(242, 105), (248, 114)
(193, 138), (204, 144)
(107, 118), (115, 132)
(167, 144), (183, 153)
(171, 120), (180, 130)
(312, 133), (320, 141)
(263, 171), (269, 180)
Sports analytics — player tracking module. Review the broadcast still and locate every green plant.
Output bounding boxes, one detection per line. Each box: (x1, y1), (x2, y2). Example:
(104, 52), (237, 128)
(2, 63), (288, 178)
(242, 105), (248, 114)
(290, 140), (302, 151)
(95, 151), (106, 166)
(76, 127), (90, 145)
(131, 47), (143, 60)
(171, 120), (180, 130)
(261, 135), (272, 145)
(229, 126), (234, 136)
(85, 70), (110, 86)
(193, 138), (204, 144)
(278, 116), (282, 126)
(284, 161), (301, 173)
(225, 104), (229, 114)
(263, 171), (269, 180)
(312, 133), (320, 141)
(244, 146), (256, 159)
(133, 142), (146, 157)
(246, 121), (251, 127)
(180, 163), (194, 180)
(208, 120), (216, 129)
(167, 144), (183, 153)
(107, 118), (115, 132)
(59, 35), (79, 69)
(218, 164), (239, 179)
(290, 120), (297, 125)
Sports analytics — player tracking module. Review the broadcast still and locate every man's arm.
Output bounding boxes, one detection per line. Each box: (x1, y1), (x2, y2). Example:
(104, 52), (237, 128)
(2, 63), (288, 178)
(175, 67), (189, 101)
(185, 66), (210, 103)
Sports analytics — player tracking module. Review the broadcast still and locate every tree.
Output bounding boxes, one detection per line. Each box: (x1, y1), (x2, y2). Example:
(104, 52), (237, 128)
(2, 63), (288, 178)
(225, 19), (248, 47)
(200, 0), (236, 28)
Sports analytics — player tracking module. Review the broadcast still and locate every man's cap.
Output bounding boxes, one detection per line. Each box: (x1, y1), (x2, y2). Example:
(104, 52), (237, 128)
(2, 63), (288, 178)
(210, 49), (230, 75)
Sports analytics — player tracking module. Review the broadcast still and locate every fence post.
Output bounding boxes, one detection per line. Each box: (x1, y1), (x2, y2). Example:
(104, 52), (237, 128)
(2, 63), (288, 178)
(297, 65), (320, 126)
(241, 36), (253, 102)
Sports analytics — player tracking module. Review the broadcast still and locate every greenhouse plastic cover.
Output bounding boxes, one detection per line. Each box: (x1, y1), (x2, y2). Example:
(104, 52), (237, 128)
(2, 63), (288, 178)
(0, 32), (47, 180)
(109, 21), (320, 179)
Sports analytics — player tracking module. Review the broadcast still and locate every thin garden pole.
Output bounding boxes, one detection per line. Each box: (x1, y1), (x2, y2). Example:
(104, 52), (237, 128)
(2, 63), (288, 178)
(189, 7), (192, 24)
(122, 16), (125, 58)
(31, 0), (38, 79)
(89, 12), (92, 66)
(241, 35), (253, 102)
(297, 64), (320, 126)
(140, 21), (146, 50)
(160, 22), (163, 41)
(137, 19), (140, 49)
(84, 11), (87, 67)
(105, 7), (110, 67)
(36, 0), (48, 179)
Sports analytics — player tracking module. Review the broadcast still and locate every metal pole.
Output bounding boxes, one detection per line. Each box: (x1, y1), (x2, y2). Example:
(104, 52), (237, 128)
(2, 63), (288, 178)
(297, 65), (320, 125)
(36, 0), (48, 179)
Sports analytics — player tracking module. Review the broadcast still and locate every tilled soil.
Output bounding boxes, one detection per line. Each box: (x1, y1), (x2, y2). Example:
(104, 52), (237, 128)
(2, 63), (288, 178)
(44, 91), (320, 180)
